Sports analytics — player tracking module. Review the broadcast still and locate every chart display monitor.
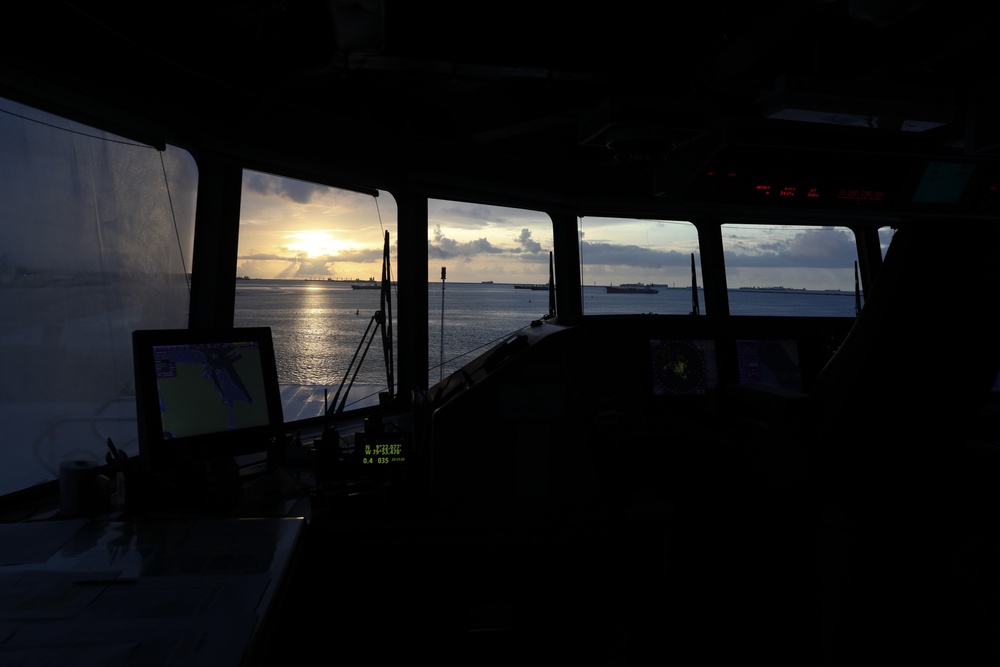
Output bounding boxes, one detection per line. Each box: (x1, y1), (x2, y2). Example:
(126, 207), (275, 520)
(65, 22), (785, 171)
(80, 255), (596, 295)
(132, 327), (285, 471)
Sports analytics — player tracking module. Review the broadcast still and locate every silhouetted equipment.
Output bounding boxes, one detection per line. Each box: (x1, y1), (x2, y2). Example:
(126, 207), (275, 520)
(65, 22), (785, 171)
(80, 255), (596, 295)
(690, 253), (700, 316)
(329, 231), (395, 414)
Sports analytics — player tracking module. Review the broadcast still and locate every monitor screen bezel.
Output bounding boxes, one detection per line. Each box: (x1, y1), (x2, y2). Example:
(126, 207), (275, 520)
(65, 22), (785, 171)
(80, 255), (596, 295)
(734, 338), (803, 392)
(132, 327), (286, 471)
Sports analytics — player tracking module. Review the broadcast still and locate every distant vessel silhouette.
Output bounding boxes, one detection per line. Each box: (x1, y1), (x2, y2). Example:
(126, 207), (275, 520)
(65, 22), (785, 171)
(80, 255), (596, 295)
(606, 284), (658, 294)
(351, 277), (381, 290)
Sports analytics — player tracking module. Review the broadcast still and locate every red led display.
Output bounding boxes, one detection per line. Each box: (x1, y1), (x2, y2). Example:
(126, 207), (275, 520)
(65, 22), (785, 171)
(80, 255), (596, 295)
(835, 188), (884, 203)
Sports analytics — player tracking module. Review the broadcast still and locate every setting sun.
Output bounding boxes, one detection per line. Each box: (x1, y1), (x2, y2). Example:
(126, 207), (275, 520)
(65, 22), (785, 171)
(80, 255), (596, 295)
(286, 230), (337, 258)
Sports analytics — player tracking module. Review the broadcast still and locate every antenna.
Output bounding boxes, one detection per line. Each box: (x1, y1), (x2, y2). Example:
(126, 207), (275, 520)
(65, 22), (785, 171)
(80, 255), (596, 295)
(440, 266), (446, 381)
(690, 253), (700, 315)
(547, 251), (556, 317)
(854, 260), (862, 316)
(380, 230), (394, 400)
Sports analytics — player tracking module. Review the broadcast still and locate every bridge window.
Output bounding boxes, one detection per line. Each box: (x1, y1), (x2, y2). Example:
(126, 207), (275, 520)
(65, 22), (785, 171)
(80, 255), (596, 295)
(235, 172), (398, 418)
(0, 97), (196, 498)
(578, 216), (702, 315)
(722, 224), (861, 317)
(427, 198), (554, 381)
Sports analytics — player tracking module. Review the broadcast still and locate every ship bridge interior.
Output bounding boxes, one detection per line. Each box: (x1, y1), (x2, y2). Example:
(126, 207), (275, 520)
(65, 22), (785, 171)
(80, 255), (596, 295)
(2, 2), (1000, 665)
(3, 1), (1000, 212)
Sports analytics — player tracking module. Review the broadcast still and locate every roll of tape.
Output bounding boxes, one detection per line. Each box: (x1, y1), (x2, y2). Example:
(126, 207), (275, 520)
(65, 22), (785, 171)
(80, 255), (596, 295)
(59, 459), (100, 516)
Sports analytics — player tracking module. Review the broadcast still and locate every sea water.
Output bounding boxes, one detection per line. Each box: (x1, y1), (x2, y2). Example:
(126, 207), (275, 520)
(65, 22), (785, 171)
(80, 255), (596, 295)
(234, 280), (859, 391)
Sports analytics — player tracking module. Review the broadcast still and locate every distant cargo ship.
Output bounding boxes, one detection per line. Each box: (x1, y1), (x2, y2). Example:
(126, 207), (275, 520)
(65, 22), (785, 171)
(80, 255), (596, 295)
(606, 284), (658, 294)
(351, 278), (382, 289)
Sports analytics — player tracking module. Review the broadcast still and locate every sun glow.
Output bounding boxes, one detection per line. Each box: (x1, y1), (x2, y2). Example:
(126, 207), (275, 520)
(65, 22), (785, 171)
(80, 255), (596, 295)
(286, 230), (337, 258)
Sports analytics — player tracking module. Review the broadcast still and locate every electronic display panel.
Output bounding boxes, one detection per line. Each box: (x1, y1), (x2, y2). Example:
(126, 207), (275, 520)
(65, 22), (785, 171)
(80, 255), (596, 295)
(649, 339), (719, 396)
(132, 327), (285, 471)
(911, 162), (975, 204)
(735, 339), (803, 392)
(352, 432), (409, 480)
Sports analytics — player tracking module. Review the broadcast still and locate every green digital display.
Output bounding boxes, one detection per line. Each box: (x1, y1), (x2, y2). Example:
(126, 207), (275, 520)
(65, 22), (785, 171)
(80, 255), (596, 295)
(358, 440), (407, 467)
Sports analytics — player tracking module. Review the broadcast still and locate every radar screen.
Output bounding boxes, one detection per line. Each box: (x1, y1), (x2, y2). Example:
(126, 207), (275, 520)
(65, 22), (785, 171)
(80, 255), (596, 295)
(649, 339), (719, 396)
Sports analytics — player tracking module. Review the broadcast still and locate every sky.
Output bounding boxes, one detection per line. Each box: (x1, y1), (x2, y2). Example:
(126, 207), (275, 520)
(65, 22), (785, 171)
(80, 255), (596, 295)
(236, 170), (892, 291)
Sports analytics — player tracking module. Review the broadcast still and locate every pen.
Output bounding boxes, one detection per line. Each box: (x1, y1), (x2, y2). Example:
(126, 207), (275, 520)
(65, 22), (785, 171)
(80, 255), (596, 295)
(105, 437), (127, 466)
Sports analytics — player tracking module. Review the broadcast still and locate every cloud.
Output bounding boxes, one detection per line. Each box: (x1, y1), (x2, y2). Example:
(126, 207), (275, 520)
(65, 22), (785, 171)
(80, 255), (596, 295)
(428, 225), (552, 260)
(723, 227), (858, 269)
(243, 171), (329, 203)
(238, 251), (309, 262)
(335, 246), (391, 262)
(295, 261), (332, 276)
(580, 240), (690, 269)
(238, 256), (337, 278)
(515, 228), (542, 254)
(429, 199), (554, 234)
(429, 225), (504, 260)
